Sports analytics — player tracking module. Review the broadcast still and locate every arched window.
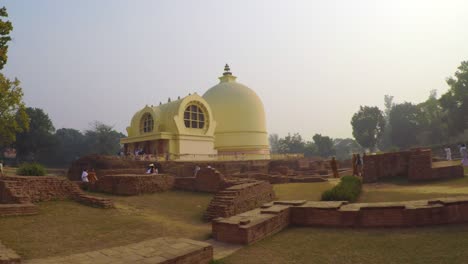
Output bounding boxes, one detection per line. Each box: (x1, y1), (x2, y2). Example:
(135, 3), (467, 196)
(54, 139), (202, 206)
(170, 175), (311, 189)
(184, 104), (205, 129)
(140, 113), (154, 133)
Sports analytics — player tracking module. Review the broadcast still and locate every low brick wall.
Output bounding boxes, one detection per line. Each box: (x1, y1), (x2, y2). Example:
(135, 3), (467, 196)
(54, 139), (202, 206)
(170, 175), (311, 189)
(213, 197), (468, 244)
(363, 149), (463, 183)
(174, 168), (225, 193)
(0, 203), (38, 217)
(0, 241), (20, 264)
(93, 174), (175, 195)
(204, 181), (275, 220)
(0, 176), (114, 209)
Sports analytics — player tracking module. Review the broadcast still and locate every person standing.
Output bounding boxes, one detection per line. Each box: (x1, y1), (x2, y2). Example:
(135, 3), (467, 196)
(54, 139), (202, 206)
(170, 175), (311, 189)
(460, 144), (468, 166)
(0, 160), (4, 176)
(356, 154), (363, 176)
(330, 157), (339, 178)
(351, 154), (358, 176)
(444, 147), (452, 161)
(81, 168), (89, 182)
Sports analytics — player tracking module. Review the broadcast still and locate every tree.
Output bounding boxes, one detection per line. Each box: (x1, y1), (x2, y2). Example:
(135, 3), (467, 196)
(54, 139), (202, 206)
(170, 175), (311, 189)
(388, 102), (421, 149)
(417, 90), (447, 145)
(0, 7), (13, 70)
(351, 106), (385, 151)
(84, 121), (125, 155)
(333, 138), (363, 160)
(51, 128), (86, 165)
(312, 133), (335, 157)
(0, 76), (29, 146)
(439, 61), (468, 136)
(15, 108), (55, 161)
(269, 134), (280, 153)
(0, 7), (28, 147)
(277, 133), (305, 154)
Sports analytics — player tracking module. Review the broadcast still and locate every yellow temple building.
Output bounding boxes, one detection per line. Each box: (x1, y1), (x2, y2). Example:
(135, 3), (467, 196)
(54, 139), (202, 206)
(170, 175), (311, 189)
(120, 65), (270, 160)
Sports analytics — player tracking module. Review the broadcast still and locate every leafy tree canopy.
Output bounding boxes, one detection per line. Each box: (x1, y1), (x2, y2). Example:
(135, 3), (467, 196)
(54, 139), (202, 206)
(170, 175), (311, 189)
(351, 106), (385, 151)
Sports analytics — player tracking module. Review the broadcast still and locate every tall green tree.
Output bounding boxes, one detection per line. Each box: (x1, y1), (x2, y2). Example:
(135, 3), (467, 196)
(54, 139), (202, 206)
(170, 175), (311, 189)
(50, 128), (86, 165)
(439, 61), (468, 136)
(388, 102), (421, 149)
(84, 122), (125, 155)
(312, 133), (335, 157)
(0, 6), (28, 147)
(277, 133), (305, 154)
(15, 108), (56, 161)
(351, 106), (385, 151)
(269, 134), (280, 154)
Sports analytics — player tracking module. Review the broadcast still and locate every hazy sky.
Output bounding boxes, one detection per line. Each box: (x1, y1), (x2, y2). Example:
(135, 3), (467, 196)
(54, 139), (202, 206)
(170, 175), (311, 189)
(3, 0), (468, 139)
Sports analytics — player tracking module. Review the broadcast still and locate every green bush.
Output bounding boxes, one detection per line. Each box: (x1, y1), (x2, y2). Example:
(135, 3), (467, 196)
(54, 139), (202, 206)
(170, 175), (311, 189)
(321, 176), (362, 202)
(16, 163), (46, 176)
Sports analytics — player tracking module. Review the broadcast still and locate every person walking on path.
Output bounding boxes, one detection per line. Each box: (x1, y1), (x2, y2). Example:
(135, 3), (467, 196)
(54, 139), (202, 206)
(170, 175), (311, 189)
(356, 154), (363, 176)
(460, 144), (468, 166)
(330, 157), (339, 178)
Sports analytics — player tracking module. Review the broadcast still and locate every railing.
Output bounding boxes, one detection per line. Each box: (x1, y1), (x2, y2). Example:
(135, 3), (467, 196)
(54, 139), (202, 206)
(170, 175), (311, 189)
(119, 153), (304, 162)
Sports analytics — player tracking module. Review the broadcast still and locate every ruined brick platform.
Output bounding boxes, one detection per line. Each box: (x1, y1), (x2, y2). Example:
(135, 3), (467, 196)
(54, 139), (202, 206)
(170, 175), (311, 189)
(25, 237), (212, 264)
(0, 176), (114, 213)
(213, 197), (468, 244)
(363, 149), (464, 183)
(204, 181), (275, 221)
(92, 174), (175, 195)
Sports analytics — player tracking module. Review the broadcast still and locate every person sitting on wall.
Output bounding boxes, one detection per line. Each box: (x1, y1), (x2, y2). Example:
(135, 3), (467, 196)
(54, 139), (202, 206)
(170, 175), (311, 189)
(330, 157), (339, 178)
(146, 164), (158, 174)
(81, 168), (89, 182)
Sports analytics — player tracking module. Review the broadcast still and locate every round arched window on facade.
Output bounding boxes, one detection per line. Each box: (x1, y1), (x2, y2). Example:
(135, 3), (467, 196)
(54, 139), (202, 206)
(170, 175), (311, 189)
(184, 104), (205, 129)
(140, 113), (154, 133)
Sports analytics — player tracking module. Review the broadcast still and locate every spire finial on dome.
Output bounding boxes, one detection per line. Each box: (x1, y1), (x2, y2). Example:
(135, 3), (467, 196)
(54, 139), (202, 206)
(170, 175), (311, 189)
(223, 64), (232, 76)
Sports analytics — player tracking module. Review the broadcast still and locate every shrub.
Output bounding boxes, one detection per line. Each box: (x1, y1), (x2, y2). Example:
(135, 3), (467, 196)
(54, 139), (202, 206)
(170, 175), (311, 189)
(321, 175), (362, 202)
(16, 163), (46, 176)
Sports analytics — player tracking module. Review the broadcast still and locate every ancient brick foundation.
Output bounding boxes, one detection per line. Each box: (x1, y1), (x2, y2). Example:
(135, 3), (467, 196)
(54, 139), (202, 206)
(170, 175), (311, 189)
(0, 176), (114, 214)
(213, 197), (468, 244)
(204, 181), (276, 220)
(363, 149), (463, 183)
(91, 174), (175, 195)
(0, 241), (20, 264)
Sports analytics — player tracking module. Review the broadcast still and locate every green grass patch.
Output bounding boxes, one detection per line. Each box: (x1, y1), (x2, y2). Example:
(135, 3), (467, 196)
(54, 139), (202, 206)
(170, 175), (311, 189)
(222, 225), (468, 264)
(273, 182), (337, 201)
(0, 191), (213, 260)
(321, 176), (362, 202)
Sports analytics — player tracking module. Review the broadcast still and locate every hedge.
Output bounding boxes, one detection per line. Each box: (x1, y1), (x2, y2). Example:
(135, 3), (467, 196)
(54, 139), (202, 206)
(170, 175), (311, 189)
(321, 175), (362, 202)
(16, 163), (46, 176)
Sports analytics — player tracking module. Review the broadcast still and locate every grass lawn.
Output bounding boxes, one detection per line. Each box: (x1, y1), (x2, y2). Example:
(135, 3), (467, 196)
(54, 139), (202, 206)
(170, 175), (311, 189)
(0, 191), (212, 260)
(273, 181), (339, 201)
(222, 225), (468, 264)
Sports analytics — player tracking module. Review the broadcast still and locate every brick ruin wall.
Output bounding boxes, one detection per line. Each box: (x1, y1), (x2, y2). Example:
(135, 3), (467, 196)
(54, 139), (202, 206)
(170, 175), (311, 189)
(363, 149), (463, 183)
(0, 176), (114, 216)
(92, 174), (175, 195)
(69, 155), (351, 181)
(212, 197), (468, 245)
(204, 181), (276, 220)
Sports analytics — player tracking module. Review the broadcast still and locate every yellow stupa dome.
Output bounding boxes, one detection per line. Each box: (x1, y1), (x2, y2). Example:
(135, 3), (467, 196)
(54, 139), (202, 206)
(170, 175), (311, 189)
(203, 64), (269, 156)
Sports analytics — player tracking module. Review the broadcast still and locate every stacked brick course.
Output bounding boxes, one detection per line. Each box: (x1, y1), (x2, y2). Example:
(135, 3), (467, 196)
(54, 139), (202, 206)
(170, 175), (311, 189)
(93, 174), (175, 195)
(363, 149), (463, 183)
(204, 181), (275, 221)
(0, 176), (114, 213)
(213, 197), (468, 245)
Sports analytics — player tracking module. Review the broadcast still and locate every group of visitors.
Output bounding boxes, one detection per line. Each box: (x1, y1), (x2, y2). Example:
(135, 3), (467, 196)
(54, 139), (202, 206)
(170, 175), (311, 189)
(352, 153), (364, 177)
(444, 144), (468, 166)
(81, 168), (98, 183)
